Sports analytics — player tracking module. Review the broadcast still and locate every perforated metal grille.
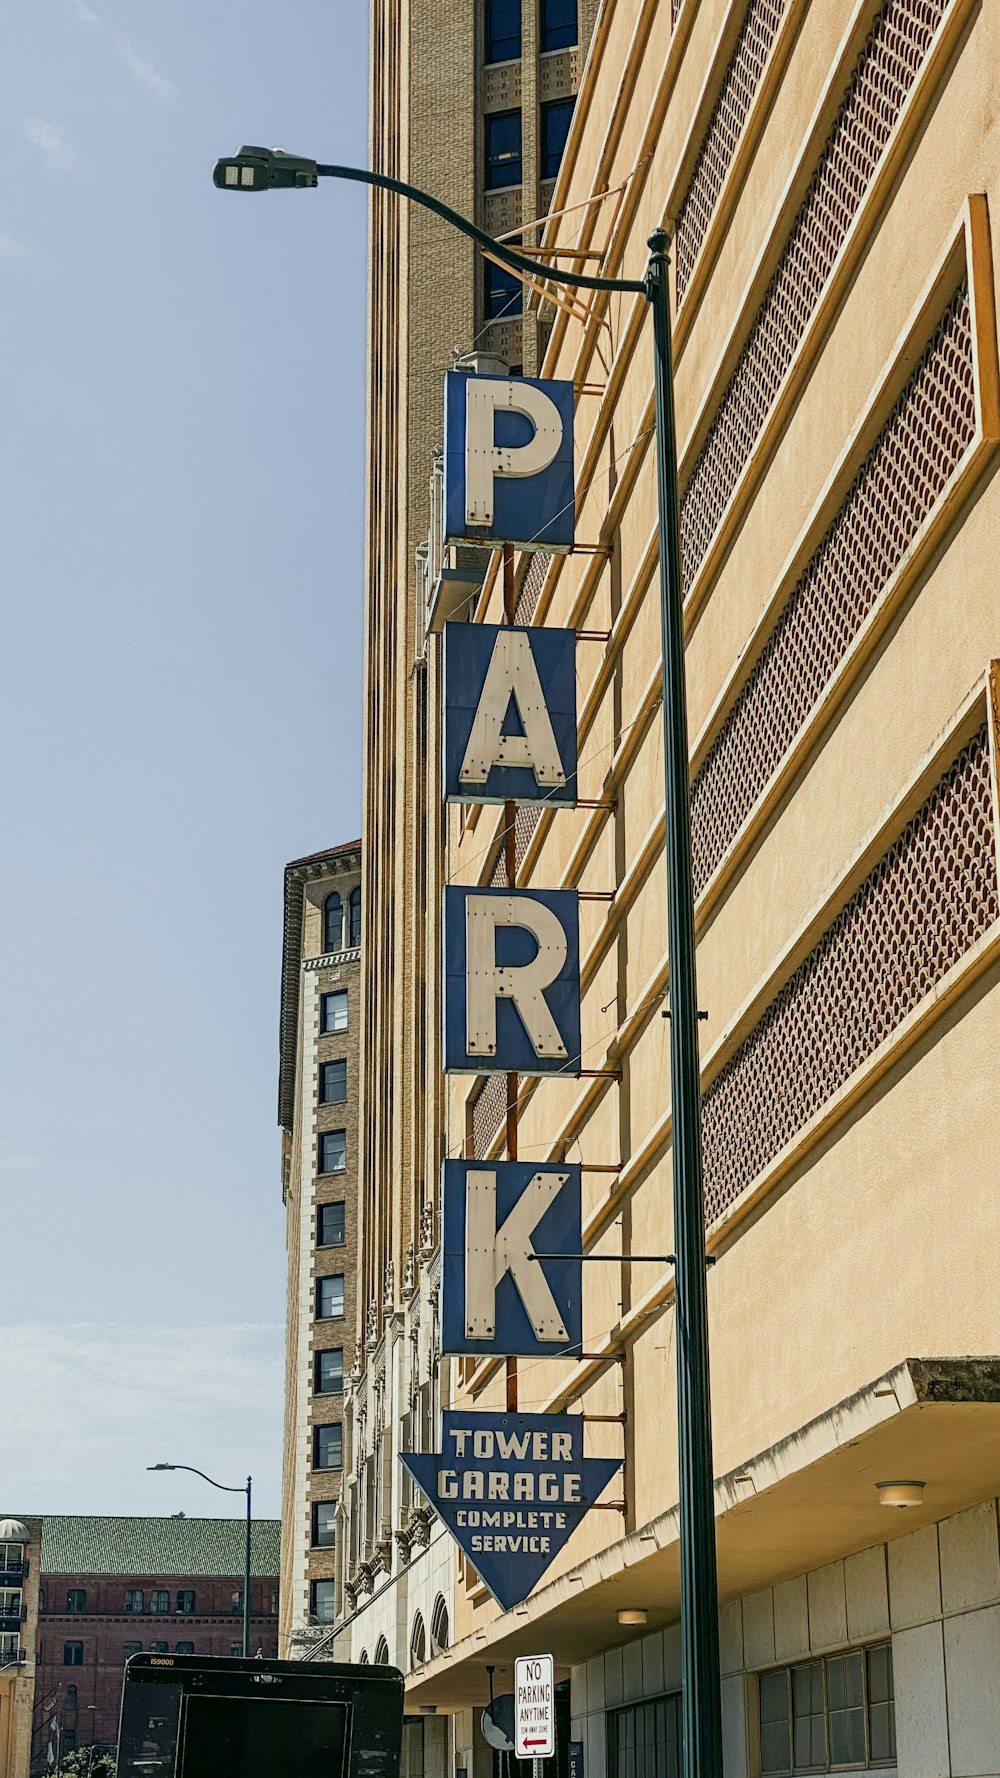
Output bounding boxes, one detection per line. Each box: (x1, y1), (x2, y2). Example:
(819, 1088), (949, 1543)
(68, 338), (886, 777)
(701, 726), (998, 1223)
(515, 551), (550, 625)
(470, 1072), (508, 1157)
(676, 0), (787, 302)
(679, 0), (951, 593)
(690, 286), (975, 897)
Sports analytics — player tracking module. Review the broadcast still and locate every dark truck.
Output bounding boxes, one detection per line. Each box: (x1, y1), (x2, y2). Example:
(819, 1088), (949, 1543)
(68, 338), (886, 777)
(118, 1653), (404, 1778)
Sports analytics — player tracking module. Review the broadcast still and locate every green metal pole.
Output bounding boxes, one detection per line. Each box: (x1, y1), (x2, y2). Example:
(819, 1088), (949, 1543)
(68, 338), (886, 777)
(243, 1476), (252, 1658)
(645, 228), (723, 1778)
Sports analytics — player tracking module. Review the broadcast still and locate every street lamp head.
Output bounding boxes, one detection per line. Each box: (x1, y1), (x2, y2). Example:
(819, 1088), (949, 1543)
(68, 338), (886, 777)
(147, 1464), (175, 1472)
(213, 146), (318, 192)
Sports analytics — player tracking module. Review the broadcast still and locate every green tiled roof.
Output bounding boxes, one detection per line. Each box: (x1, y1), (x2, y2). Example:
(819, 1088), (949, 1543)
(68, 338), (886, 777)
(40, 1516), (280, 1578)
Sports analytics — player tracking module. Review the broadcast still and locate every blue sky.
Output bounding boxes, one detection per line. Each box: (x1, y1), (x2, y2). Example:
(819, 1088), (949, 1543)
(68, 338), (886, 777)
(2, 0), (370, 1517)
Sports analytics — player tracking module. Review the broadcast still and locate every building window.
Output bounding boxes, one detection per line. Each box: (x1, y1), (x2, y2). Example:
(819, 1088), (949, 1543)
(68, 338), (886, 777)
(484, 262), (523, 322)
(149, 1641), (168, 1654)
(65, 1687), (78, 1711)
(317, 1202), (346, 1247)
(229, 1643), (242, 1656)
(0, 1545), (25, 1574)
(231, 1590), (244, 1616)
(316, 1275), (345, 1319)
(320, 990), (348, 1034)
(318, 1129), (347, 1175)
(410, 1613), (426, 1669)
(176, 1641), (194, 1655)
(313, 1423), (343, 1470)
(485, 0), (521, 61)
(176, 1590), (195, 1615)
(430, 1595), (449, 1655)
(485, 110), (522, 189)
(309, 1579), (336, 1624)
(314, 1348), (344, 1393)
(540, 98), (574, 179)
(319, 1060), (347, 1105)
(66, 1589), (86, 1614)
(348, 886), (361, 948)
(323, 892), (343, 953)
(62, 1733), (77, 1754)
(150, 1590), (169, 1615)
(63, 1642), (84, 1667)
(311, 1502), (337, 1549)
(123, 1590), (143, 1614)
(759, 1645), (896, 1774)
(123, 1642), (141, 1662)
(540, 0), (578, 51)
(608, 1695), (681, 1778)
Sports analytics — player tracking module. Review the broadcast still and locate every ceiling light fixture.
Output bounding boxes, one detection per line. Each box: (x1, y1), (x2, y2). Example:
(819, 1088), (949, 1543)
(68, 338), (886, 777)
(876, 1480), (925, 1508)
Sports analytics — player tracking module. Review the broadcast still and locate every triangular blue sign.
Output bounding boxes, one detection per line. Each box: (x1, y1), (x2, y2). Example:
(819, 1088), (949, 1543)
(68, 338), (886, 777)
(400, 1411), (622, 1611)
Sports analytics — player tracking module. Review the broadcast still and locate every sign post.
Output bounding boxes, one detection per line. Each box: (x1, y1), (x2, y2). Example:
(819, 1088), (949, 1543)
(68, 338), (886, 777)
(515, 1653), (555, 1769)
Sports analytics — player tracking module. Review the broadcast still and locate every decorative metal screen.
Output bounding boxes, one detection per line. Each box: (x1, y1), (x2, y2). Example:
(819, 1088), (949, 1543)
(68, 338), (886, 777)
(470, 1072), (508, 1157)
(515, 550), (549, 625)
(675, 0), (787, 302)
(701, 725), (998, 1223)
(690, 285), (975, 896)
(679, 0), (952, 594)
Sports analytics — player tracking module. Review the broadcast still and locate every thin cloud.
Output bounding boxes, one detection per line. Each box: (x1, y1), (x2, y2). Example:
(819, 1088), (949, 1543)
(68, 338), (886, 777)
(0, 232), (34, 264)
(0, 1153), (42, 1172)
(115, 35), (176, 100)
(66, 0), (99, 22)
(23, 118), (78, 173)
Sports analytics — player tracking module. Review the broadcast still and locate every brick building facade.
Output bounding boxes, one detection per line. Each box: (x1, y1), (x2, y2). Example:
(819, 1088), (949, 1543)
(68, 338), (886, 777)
(31, 1516), (278, 1768)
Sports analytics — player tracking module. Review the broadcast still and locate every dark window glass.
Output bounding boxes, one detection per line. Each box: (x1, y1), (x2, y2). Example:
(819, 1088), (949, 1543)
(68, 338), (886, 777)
(608, 1695), (681, 1778)
(866, 1645), (896, 1765)
(792, 1662), (826, 1769)
(231, 1591), (243, 1616)
(485, 110), (522, 189)
(310, 1579), (336, 1624)
(123, 1642), (141, 1662)
(348, 886), (361, 948)
(313, 1423), (343, 1470)
(484, 263), (523, 322)
(229, 1643), (242, 1656)
(63, 1642), (84, 1667)
(66, 1589), (85, 1614)
(312, 1502), (337, 1548)
(485, 0), (521, 61)
(150, 1590), (169, 1615)
(62, 1732), (77, 1753)
(323, 893), (343, 953)
(540, 0), (577, 51)
(176, 1641), (194, 1655)
(320, 990), (348, 1034)
(317, 1202), (346, 1247)
(123, 1590), (143, 1615)
(316, 1275), (345, 1319)
(149, 1641), (168, 1654)
(540, 98), (574, 179)
(65, 1688), (78, 1709)
(318, 1129), (347, 1174)
(315, 1347), (344, 1393)
(320, 1060), (347, 1105)
(176, 1590), (195, 1614)
(826, 1653), (864, 1767)
(758, 1647), (895, 1774)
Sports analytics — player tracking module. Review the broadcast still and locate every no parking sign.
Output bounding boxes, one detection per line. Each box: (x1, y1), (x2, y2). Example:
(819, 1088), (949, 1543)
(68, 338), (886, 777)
(515, 1653), (555, 1760)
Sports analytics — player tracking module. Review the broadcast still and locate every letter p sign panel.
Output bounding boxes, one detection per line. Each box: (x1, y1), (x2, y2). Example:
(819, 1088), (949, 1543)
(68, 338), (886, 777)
(444, 372), (575, 552)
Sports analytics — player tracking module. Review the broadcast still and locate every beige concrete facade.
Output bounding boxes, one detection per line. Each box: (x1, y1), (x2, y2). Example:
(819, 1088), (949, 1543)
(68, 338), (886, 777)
(0, 1519), (41, 1778)
(278, 842), (362, 1653)
(376, 0), (1000, 1772)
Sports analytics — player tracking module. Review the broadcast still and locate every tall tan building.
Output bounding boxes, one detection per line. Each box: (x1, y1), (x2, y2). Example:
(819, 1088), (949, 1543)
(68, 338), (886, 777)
(0, 1518), (40, 1778)
(278, 842), (362, 1652)
(379, 0), (1000, 1775)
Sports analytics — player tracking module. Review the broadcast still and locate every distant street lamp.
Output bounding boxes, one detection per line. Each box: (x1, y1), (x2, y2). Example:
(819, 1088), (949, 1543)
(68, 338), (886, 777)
(147, 1465), (252, 1657)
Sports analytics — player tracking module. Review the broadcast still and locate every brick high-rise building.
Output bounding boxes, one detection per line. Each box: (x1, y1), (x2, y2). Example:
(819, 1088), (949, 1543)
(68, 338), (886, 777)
(30, 1515), (278, 1767)
(278, 842), (362, 1651)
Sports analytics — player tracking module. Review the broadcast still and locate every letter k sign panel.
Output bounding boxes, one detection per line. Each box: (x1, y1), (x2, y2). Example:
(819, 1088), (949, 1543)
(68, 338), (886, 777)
(444, 886), (581, 1075)
(443, 623), (577, 806)
(441, 1161), (582, 1357)
(444, 372), (575, 552)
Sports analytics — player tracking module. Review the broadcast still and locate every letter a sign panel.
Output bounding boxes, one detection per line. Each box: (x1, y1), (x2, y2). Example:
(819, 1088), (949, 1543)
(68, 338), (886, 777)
(443, 886), (580, 1075)
(444, 372), (575, 552)
(441, 1160), (582, 1358)
(442, 622), (577, 806)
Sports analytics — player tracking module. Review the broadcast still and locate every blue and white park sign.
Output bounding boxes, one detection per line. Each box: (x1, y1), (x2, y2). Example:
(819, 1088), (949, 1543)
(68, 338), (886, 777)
(442, 622), (578, 806)
(444, 886), (581, 1075)
(444, 372), (575, 552)
(400, 1412), (622, 1611)
(441, 1160), (582, 1358)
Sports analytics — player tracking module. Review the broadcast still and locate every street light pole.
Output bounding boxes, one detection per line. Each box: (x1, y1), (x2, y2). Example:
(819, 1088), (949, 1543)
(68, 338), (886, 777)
(147, 1464), (253, 1659)
(212, 145), (723, 1777)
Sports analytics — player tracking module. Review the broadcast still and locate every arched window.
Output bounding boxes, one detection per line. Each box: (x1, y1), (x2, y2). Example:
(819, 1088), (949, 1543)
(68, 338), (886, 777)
(65, 1687), (78, 1711)
(358, 1649), (369, 1665)
(348, 886), (361, 948)
(430, 1595), (449, 1655)
(409, 1613), (426, 1670)
(374, 1635), (390, 1665)
(324, 892), (343, 954)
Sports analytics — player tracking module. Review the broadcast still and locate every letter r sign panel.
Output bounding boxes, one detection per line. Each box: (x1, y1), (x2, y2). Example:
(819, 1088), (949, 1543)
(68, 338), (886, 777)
(443, 622), (577, 805)
(444, 886), (581, 1075)
(444, 372), (575, 552)
(441, 1160), (582, 1357)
